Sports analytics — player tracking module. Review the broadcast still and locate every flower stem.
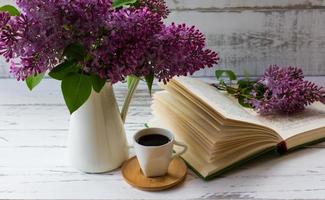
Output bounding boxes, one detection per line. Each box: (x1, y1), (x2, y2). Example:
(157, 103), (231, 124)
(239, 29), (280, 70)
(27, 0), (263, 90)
(121, 77), (140, 123)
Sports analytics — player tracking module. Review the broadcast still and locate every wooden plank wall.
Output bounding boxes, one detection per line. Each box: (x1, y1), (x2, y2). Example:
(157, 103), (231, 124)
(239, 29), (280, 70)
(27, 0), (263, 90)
(1, 0), (325, 77)
(165, 0), (325, 76)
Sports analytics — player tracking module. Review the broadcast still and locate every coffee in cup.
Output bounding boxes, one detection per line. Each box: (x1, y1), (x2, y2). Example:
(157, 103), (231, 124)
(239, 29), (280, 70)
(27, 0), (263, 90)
(133, 128), (187, 177)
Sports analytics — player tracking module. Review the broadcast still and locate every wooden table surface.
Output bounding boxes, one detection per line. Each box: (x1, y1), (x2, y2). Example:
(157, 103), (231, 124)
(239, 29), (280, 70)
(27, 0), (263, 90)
(0, 77), (325, 200)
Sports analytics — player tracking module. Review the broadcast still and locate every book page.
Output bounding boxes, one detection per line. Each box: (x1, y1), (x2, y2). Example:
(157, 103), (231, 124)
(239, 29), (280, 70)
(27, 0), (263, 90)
(246, 102), (325, 140)
(172, 77), (267, 127)
(172, 77), (325, 140)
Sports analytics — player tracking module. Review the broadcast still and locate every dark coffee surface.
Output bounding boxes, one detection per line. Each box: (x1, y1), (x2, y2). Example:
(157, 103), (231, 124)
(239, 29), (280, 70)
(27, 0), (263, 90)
(137, 134), (170, 146)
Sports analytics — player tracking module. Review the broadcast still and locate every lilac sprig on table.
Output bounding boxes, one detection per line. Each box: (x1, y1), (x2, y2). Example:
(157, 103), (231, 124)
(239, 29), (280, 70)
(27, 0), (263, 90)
(214, 66), (325, 115)
(249, 65), (325, 114)
(0, 0), (219, 115)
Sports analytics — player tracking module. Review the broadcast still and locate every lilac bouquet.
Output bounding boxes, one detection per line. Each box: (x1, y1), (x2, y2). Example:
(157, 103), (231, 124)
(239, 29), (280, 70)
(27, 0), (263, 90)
(0, 0), (219, 116)
(215, 65), (325, 115)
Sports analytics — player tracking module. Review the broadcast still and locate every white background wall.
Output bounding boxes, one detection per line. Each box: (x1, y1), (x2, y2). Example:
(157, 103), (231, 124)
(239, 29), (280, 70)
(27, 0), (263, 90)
(1, 0), (325, 77)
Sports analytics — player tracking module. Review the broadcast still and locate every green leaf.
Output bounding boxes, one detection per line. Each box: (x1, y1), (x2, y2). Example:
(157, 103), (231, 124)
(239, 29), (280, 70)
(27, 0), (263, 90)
(26, 73), (45, 91)
(112, 0), (137, 8)
(238, 79), (255, 89)
(254, 83), (267, 100)
(144, 73), (154, 96)
(237, 79), (248, 88)
(61, 73), (92, 114)
(0, 5), (20, 16)
(238, 96), (252, 108)
(226, 86), (237, 95)
(215, 70), (225, 80)
(240, 87), (253, 96)
(225, 70), (237, 80)
(226, 70), (237, 80)
(91, 74), (106, 93)
(215, 70), (237, 81)
(49, 60), (78, 80)
(219, 79), (226, 86)
(63, 43), (87, 61)
(127, 75), (139, 89)
(63, 24), (72, 31)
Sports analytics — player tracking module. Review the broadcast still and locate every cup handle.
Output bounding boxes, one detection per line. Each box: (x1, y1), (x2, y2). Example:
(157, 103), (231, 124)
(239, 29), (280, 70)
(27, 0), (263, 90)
(172, 140), (188, 159)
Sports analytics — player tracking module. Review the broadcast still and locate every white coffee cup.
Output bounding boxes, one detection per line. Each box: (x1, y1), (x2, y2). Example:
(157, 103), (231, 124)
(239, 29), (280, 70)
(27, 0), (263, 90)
(133, 128), (187, 177)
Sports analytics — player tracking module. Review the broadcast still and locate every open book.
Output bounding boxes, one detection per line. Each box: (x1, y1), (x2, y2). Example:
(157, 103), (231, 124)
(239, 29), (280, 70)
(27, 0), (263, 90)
(150, 77), (325, 180)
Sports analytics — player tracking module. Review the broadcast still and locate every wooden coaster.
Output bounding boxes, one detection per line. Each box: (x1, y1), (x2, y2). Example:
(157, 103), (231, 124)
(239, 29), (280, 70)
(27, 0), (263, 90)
(121, 156), (187, 191)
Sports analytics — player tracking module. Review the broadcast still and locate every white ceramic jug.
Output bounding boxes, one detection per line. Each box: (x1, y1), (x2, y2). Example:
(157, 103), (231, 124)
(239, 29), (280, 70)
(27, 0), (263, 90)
(68, 83), (129, 173)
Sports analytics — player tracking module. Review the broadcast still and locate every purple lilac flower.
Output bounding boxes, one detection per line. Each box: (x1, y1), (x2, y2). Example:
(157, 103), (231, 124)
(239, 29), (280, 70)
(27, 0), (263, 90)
(321, 90), (325, 104)
(138, 0), (170, 18)
(0, 12), (10, 28)
(249, 65), (325, 114)
(0, 0), (218, 83)
(1, 0), (114, 80)
(88, 7), (164, 83)
(142, 23), (219, 83)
